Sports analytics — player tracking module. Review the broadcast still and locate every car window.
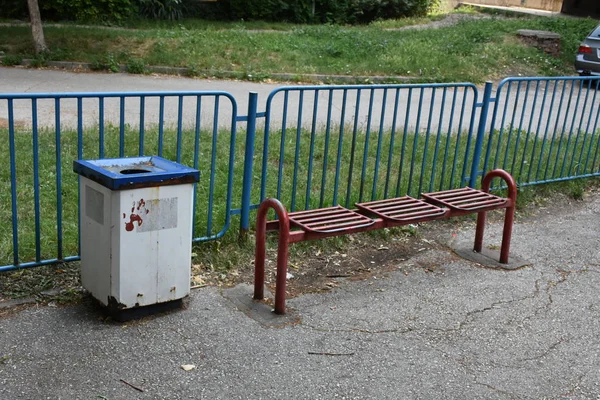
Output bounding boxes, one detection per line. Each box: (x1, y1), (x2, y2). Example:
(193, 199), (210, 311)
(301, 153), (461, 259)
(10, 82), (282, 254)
(591, 25), (600, 38)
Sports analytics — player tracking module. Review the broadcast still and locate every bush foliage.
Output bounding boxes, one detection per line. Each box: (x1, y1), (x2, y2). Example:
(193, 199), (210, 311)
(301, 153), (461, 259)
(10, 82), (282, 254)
(0, 0), (438, 24)
(41, 0), (138, 23)
(203, 0), (439, 24)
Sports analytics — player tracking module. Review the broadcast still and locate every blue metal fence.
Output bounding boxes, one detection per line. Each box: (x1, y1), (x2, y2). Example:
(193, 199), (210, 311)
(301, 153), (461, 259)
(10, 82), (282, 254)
(1, 76), (599, 272)
(0, 91), (238, 272)
(255, 83), (479, 212)
(479, 77), (600, 188)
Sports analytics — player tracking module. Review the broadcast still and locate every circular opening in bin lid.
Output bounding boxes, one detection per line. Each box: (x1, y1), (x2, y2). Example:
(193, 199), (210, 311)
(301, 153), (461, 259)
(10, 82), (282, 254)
(120, 168), (152, 175)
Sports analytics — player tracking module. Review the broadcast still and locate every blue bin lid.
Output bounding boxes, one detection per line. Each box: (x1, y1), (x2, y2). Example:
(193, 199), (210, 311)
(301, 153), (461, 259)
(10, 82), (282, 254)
(73, 156), (199, 190)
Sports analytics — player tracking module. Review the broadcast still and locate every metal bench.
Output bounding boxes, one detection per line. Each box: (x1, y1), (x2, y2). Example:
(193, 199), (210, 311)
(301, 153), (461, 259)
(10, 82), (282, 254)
(254, 169), (517, 314)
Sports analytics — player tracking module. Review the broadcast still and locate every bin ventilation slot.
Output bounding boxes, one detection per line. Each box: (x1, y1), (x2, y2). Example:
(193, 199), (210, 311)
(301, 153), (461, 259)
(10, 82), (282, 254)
(120, 168), (151, 175)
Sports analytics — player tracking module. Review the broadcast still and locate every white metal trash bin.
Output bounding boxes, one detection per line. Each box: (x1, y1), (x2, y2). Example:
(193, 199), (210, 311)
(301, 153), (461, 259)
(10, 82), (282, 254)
(73, 156), (199, 320)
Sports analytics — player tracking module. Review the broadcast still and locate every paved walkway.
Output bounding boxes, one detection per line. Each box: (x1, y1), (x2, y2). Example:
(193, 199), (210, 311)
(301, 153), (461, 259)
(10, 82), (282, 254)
(0, 67), (590, 141)
(1, 188), (599, 399)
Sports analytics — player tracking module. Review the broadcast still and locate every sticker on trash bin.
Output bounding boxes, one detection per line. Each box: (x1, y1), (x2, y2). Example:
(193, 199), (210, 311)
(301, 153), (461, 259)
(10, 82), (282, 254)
(85, 185), (105, 225)
(123, 197), (178, 232)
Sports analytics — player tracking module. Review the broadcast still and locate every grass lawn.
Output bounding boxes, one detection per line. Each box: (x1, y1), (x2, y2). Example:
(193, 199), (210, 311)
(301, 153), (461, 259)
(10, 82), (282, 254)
(0, 10), (598, 83)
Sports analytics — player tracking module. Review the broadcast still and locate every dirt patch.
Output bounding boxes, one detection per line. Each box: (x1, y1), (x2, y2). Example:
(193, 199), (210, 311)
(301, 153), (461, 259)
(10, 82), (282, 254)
(192, 224), (463, 301)
(517, 29), (561, 57)
(384, 12), (496, 32)
(0, 118), (26, 129)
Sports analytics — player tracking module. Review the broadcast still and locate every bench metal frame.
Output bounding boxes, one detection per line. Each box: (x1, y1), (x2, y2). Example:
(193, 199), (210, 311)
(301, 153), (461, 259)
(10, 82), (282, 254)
(254, 169), (517, 314)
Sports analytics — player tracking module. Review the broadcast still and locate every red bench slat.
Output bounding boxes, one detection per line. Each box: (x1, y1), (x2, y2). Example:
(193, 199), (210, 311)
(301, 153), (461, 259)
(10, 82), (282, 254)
(288, 205), (375, 233)
(421, 187), (507, 212)
(356, 196), (448, 222)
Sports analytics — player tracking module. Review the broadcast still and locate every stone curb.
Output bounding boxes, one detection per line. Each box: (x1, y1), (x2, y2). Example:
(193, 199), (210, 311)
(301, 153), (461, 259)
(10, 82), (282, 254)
(0, 57), (416, 84)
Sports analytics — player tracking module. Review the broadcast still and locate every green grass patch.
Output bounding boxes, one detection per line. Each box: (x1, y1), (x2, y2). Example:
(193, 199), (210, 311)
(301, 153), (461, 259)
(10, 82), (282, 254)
(0, 12), (597, 82)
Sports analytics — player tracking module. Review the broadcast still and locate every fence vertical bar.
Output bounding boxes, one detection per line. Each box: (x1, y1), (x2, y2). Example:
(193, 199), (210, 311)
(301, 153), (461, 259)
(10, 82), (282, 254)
(139, 97), (145, 156)
(240, 92), (258, 234)
(99, 97), (105, 158)
(469, 82), (493, 188)
(158, 96), (165, 156)
(8, 99), (19, 266)
(55, 98), (63, 260)
(176, 96), (184, 163)
(119, 96), (125, 157)
(77, 97), (83, 258)
(32, 100), (41, 262)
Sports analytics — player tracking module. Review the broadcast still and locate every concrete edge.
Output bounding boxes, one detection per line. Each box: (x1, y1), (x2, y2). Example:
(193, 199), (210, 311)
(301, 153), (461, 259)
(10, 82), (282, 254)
(0, 57), (417, 84)
(221, 284), (301, 328)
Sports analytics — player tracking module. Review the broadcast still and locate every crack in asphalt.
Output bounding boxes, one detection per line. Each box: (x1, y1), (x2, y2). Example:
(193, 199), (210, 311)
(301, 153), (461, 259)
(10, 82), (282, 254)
(473, 380), (523, 399)
(426, 290), (541, 334)
(515, 338), (568, 363)
(298, 323), (414, 336)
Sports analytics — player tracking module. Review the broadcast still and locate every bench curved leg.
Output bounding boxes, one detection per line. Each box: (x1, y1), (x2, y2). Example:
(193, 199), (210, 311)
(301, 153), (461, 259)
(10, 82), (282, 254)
(474, 210), (486, 254)
(475, 169), (517, 264)
(499, 205), (515, 264)
(253, 198), (290, 315)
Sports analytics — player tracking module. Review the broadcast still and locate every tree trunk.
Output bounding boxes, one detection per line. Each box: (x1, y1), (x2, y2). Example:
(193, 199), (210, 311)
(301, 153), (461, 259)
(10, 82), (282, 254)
(26, 0), (48, 54)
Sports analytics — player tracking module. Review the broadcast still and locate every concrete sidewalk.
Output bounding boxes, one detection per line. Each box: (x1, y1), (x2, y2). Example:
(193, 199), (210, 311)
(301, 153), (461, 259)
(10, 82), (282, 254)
(1, 188), (599, 399)
(0, 67), (590, 143)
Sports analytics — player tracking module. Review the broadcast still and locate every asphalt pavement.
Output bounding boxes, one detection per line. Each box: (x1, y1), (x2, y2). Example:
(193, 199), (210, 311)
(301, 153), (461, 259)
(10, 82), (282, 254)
(1, 187), (599, 399)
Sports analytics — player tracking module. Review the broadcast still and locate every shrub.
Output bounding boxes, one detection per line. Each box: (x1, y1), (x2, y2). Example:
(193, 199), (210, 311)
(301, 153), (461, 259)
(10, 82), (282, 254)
(126, 58), (147, 74)
(1, 54), (23, 66)
(196, 0), (438, 24)
(0, 0), (28, 19)
(90, 54), (121, 72)
(138, 0), (186, 20)
(41, 0), (137, 23)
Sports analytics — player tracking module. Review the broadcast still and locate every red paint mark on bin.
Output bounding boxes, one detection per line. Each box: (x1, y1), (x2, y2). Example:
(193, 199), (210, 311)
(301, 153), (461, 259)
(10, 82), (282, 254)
(123, 199), (149, 232)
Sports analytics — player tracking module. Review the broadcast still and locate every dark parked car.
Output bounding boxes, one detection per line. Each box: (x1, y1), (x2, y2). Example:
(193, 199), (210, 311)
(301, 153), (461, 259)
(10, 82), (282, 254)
(575, 24), (600, 76)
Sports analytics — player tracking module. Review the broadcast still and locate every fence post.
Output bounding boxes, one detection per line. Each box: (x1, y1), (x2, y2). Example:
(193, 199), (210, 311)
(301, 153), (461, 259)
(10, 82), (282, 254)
(239, 92), (258, 239)
(469, 81), (493, 188)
